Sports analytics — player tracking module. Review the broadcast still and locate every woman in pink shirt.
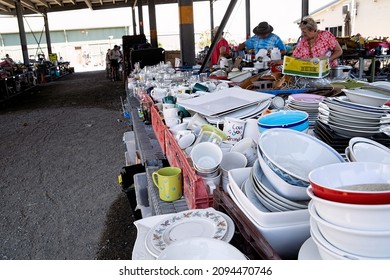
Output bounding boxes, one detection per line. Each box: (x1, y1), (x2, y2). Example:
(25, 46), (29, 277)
(293, 17), (343, 67)
(211, 26), (231, 66)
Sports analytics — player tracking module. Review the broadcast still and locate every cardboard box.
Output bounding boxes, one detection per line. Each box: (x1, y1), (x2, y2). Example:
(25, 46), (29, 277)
(282, 56), (330, 78)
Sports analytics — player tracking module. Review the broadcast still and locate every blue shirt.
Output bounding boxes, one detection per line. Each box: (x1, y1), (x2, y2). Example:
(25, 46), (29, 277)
(244, 33), (286, 54)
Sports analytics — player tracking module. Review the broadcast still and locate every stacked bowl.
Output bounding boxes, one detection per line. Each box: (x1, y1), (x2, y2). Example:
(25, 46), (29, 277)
(346, 137), (390, 163)
(307, 162), (390, 259)
(190, 142), (223, 179)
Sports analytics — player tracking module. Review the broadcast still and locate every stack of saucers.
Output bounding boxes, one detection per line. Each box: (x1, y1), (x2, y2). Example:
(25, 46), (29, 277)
(286, 94), (325, 127)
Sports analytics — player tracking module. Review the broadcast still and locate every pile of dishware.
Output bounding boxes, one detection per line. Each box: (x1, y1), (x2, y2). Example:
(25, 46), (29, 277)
(190, 142), (224, 194)
(285, 93), (324, 127)
(224, 128), (346, 258)
(139, 208), (245, 259)
(300, 162), (390, 259)
(177, 87), (273, 125)
(227, 167), (310, 259)
(306, 162), (390, 260)
(345, 137), (390, 163)
(257, 128), (345, 190)
(317, 90), (390, 138)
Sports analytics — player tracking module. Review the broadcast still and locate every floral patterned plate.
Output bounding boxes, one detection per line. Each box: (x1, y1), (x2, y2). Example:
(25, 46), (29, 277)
(146, 209), (228, 256)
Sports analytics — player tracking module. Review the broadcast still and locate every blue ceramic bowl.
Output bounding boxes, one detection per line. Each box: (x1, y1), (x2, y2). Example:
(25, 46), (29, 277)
(258, 110), (309, 133)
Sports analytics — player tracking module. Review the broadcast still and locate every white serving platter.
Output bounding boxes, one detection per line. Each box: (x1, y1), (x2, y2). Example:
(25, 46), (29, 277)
(177, 87), (273, 117)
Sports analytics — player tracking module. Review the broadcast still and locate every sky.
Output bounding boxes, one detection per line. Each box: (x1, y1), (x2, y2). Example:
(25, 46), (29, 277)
(0, 0), (336, 49)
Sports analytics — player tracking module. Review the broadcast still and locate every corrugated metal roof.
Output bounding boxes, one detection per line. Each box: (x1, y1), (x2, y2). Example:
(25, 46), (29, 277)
(0, 0), (210, 16)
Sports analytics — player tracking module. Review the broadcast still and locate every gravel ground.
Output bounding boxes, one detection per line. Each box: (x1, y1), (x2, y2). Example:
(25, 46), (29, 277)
(0, 71), (137, 260)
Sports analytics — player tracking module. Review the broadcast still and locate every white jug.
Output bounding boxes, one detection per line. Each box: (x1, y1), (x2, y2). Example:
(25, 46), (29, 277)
(270, 48), (281, 60)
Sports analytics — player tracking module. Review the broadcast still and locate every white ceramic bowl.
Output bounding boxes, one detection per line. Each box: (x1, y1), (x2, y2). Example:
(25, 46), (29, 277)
(342, 88), (390, 107)
(309, 217), (384, 260)
(309, 202), (390, 258)
(157, 237), (247, 260)
(258, 128), (345, 185)
(190, 142), (223, 172)
(307, 187), (390, 231)
(257, 149), (310, 201)
(308, 162), (390, 204)
(230, 137), (257, 166)
(348, 137), (390, 164)
(178, 132), (195, 149)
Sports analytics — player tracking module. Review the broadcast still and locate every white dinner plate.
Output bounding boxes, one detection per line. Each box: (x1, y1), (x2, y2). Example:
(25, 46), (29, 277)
(298, 237), (321, 260)
(333, 96), (390, 111)
(157, 237), (247, 260)
(251, 162), (309, 210)
(318, 106), (390, 123)
(318, 120), (383, 137)
(321, 100), (388, 118)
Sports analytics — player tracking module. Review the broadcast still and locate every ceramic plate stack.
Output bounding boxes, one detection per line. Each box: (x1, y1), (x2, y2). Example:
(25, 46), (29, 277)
(317, 96), (390, 138)
(205, 99), (271, 124)
(144, 209), (235, 258)
(227, 167), (310, 259)
(286, 94), (325, 127)
(249, 161), (309, 212)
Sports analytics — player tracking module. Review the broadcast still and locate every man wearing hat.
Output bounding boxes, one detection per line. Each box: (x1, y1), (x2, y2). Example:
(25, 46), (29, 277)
(211, 26), (231, 66)
(238, 21), (286, 56)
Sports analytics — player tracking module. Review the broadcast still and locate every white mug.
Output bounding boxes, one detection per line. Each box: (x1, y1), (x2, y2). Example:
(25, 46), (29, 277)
(220, 152), (248, 178)
(222, 117), (246, 144)
(163, 107), (181, 119)
(230, 138), (257, 167)
(165, 117), (181, 128)
(202, 171), (222, 195)
(243, 118), (260, 142)
(151, 88), (167, 101)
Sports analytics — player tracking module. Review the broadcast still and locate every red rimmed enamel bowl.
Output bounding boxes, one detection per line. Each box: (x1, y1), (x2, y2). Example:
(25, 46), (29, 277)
(308, 162), (390, 205)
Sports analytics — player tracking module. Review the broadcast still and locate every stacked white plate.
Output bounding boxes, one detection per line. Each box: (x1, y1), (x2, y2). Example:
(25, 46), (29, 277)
(317, 96), (390, 137)
(249, 160), (309, 212)
(286, 94), (325, 127)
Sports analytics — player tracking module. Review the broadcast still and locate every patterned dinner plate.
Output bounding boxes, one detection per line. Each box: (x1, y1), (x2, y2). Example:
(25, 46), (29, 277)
(147, 209), (228, 254)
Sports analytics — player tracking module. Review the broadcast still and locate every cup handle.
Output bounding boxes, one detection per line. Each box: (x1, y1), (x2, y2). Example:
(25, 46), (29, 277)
(152, 172), (159, 188)
(206, 182), (216, 195)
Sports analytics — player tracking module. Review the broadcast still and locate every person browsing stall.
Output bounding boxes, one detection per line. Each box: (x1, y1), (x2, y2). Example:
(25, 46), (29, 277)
(110, 45), (121, 81)
(238, 22), (286, 56)
(211, 26), (231, 66)
(293, 17), (343, 67)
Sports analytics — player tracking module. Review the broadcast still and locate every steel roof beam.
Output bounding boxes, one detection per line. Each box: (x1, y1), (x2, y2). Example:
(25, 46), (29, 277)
(84, 0), (92, 9)
(0, 0), (14, 8)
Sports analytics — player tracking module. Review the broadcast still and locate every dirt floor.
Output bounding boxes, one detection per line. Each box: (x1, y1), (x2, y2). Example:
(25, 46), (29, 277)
(0, 71), (137, 260)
